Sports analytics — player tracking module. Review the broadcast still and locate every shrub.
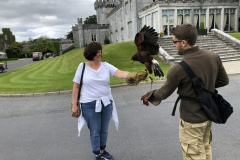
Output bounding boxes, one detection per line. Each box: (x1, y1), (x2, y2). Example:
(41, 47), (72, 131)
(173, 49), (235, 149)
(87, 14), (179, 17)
(104, 36), (110, 44)
(199, 22), (205, 30)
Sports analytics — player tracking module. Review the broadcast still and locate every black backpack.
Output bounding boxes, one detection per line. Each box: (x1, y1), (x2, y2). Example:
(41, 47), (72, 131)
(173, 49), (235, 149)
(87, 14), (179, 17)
(172, 61), (233, 124)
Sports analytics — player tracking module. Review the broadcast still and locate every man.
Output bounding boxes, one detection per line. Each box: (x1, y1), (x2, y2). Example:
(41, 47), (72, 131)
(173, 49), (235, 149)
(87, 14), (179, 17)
(141, 24), (229, 160)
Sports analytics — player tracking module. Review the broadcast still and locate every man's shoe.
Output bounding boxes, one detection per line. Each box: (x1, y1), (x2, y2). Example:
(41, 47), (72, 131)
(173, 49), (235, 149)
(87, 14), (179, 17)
(95, 154), (102, 160)
(101, 150), (114, 160)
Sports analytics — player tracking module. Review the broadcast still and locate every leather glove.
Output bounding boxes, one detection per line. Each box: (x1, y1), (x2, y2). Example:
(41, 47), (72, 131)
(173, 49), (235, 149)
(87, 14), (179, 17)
(141, 90), (161, 106)
(126, 70), (148, 86)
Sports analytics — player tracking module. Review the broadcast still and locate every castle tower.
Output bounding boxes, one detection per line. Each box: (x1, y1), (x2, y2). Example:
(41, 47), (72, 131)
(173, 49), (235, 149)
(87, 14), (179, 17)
(72, 18), (85, 48)
(94, 0), (121, 25)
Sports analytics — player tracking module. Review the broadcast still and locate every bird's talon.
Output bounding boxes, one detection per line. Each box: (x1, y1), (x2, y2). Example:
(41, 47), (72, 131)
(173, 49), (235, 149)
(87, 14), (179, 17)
(146, 77), (152, 82)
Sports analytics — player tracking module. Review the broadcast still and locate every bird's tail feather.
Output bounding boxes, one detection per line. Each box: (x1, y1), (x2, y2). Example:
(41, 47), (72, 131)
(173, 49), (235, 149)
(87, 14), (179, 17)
(152, 59), (164, 77)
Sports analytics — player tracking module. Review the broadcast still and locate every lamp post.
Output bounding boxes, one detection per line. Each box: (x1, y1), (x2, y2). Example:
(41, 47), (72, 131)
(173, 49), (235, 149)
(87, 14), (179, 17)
(5, 55), (8, 69)
(2, 52), (8, 69)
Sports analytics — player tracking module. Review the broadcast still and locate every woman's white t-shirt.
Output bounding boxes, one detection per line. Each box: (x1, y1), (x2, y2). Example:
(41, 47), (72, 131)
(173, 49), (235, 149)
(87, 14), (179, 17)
(73, 62), (118, 102)
(73, 62), (119, 136)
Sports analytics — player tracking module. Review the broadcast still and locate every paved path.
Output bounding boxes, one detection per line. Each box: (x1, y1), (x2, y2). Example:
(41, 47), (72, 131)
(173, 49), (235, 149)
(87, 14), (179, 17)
(1, 58), (34, 73)
(223, 61), (240, 75)
(0, 74), (240, 160)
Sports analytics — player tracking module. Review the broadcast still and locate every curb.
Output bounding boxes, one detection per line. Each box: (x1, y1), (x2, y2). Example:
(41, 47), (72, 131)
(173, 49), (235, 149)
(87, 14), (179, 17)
(1, 72), (239, 98)
(0, 90), (73, 98)
(0, 80), (166, 98)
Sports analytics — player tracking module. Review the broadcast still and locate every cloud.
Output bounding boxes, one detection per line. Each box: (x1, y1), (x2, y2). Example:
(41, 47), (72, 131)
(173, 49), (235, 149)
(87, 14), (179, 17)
(0, 0), (96, 42)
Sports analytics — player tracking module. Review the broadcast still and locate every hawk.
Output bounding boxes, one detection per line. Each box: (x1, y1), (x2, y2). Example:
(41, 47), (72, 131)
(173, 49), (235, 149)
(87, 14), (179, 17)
(131, 26), (164, 80)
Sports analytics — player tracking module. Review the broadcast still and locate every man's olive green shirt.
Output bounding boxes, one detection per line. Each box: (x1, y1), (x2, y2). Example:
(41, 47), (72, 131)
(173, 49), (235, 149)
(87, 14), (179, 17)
(153, 46), (229, 123)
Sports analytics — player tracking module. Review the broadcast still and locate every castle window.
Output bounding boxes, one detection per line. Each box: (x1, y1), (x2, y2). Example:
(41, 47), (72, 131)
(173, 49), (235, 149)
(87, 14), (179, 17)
(162, 10), (174, 36)
(92, 34), (96, 42)
(152, 12), (159, 33)
(130, 0), (132, 12)
(128, 21), (132, 39)
(121, 28), (124, 40)
(120, 9), (123, 21)
(125, 2), (129, 14)
(209, 9), (221, 31)
(177, 10), (190, 25)
(224, 8), (236, 31)
(139, 17), (143, 30)
(145, 14), (151, 27)
(194, 9), (206, 30)
(116, 31), (118, 41)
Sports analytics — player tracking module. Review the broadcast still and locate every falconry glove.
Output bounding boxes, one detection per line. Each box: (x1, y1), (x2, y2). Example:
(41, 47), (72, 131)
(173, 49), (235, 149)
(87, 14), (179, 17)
(126, 70), (148, 86)
(141, 90), (161, 106)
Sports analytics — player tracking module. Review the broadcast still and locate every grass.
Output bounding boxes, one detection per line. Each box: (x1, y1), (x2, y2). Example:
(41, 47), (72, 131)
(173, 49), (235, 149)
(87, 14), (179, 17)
(0, 59), (18, 63)
(0, 41), (171, 94)
(228, 32), (240, 40)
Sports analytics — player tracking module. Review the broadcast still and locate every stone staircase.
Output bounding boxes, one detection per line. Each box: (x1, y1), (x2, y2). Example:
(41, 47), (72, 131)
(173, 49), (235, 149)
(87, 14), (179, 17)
(158, 34), (240, 64)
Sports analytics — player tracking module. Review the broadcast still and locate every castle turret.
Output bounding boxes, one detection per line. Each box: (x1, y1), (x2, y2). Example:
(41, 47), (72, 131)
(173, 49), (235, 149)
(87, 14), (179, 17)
(94, 0), (120, 25)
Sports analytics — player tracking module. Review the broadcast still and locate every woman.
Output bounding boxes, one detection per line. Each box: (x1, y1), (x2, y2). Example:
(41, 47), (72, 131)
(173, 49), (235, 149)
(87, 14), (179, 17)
(72, 42), (147, 160)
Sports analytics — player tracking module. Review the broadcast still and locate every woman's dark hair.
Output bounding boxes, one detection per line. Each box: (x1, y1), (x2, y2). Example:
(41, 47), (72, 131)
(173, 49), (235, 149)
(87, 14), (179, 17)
(84, 42), (102, 60)
(171, 24), (197, 46)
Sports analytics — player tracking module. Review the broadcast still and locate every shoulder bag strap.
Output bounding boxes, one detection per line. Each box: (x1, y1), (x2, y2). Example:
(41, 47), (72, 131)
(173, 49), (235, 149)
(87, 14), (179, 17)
(77, 63), (85, 101)
(172, 61), (197, 116)
(179, 61), (196, 79)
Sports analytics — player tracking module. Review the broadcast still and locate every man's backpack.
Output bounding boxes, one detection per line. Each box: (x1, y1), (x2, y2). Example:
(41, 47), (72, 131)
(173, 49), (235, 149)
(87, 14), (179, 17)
(172, 61), (233, 124)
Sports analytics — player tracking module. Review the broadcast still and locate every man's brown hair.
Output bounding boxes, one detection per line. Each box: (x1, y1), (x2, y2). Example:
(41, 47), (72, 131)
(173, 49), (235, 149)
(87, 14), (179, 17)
(84, 42), (102, 60)
(171, 24), (197, 46)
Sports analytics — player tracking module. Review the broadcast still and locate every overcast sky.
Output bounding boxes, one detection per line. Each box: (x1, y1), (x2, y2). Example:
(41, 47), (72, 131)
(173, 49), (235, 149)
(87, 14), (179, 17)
(0, 0), (96, 42)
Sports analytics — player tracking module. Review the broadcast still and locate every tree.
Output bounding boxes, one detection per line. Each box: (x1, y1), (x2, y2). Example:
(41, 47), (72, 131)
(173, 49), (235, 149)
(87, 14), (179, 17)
(66, 31), (73, 40)
(31, 37), (60, 56)
(8, 42), (22, 57)
(84, 15), (97, 24)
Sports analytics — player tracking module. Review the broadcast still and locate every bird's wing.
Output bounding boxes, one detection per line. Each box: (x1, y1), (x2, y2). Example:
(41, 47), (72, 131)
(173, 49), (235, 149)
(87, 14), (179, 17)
(140, 26), (159, 55)
(151, 58), (164, 77)
(134, 32), (144, 54)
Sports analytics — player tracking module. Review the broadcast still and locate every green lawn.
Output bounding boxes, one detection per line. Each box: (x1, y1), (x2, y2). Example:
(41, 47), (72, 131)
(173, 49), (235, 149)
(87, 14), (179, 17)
(0, 41), (171, 94)
(0, 59), (18, 63)
(228, 32), (240, 40)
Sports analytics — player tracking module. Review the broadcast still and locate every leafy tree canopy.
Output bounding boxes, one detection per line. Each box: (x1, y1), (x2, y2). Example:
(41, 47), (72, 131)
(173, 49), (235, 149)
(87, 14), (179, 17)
(84, 15), (97, 24)
(65, 31), (73, 40)
(8, 42), (22, 54)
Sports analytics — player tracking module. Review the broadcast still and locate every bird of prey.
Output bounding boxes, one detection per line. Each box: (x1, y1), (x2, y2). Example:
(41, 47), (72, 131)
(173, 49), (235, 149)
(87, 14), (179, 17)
(131, 26), (164, 81)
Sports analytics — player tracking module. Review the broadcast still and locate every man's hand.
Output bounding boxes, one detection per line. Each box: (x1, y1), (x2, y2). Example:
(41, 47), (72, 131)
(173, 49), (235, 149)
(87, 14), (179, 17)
(141, 90), (161, 106)
(141, 95), (150, 106)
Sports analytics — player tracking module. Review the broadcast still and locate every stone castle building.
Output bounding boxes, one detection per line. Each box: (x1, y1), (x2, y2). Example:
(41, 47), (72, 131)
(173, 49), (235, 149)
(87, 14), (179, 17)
(73, 0), (240, 48)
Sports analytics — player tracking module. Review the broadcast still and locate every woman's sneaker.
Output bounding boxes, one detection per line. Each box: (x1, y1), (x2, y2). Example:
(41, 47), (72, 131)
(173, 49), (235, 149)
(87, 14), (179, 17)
(95, 154), (102, 160)
(101, 150), (114, 160)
